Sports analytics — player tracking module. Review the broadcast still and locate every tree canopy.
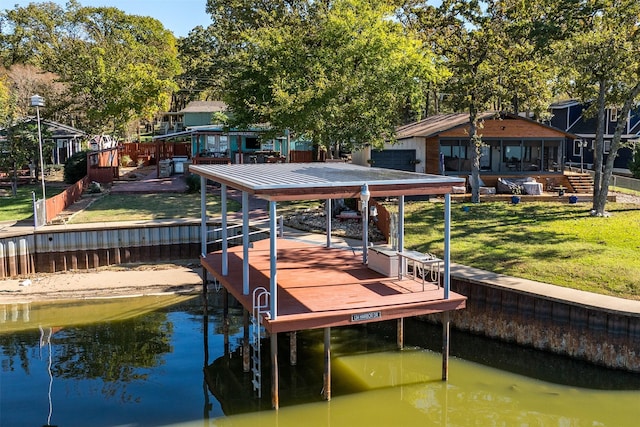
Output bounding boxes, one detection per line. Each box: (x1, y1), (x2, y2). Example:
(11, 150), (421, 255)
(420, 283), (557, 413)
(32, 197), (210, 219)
(0, 1), (181, 137)
(205, 0), (444, 152)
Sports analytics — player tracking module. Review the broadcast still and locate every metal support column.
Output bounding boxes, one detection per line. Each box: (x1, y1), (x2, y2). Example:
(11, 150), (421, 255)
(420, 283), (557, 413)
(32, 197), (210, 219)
(221, 183), (228, 275)
(325, 198), (332, 248)
(397, 195), (405, 276)
(269, 201), (278, 320)
(444, 193), (451, 300)
(242, 191), (250, 295)
(200, 176), (207, 257)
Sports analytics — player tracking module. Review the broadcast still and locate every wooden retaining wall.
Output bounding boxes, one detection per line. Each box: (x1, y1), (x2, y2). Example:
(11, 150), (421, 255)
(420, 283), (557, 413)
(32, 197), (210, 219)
(0, 220), (268, 278)
(440, 269), (640, 373)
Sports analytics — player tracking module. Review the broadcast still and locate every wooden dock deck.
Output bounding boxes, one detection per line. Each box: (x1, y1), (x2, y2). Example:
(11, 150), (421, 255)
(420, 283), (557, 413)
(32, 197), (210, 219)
(202, 238), (467, 333)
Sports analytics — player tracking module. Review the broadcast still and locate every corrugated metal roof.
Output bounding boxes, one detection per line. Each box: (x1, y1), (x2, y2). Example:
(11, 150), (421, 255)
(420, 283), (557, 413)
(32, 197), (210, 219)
(190, 163), (464, 201)
(396, 112), (497, 139)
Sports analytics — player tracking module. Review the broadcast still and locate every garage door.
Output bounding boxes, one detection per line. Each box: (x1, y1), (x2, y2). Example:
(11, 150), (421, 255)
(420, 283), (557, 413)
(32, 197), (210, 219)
(371, 149), (416, 172)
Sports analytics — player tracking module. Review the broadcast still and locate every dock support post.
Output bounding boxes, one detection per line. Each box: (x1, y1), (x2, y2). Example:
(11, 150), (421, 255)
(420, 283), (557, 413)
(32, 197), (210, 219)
(221, 183), (228, 276)
(397, 318), (404, 349)
(223, 288), (229, 358)
(290, 331), (297, 366)
(325, 198), (332, 248)
(243, 311), (250, 372)
(271, 333), (279, 409)
(442, 311), (450, 381)
(323, 327), (331, 401)
(269, 201), (278, 320)
(242, 191), (249, 295)
(200, 176), (207, 257)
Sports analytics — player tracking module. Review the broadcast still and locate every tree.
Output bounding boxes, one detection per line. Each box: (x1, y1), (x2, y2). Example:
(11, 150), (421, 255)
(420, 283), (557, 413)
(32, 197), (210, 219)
(55, 6), (181, 137)
(552, 0), (640, 216)
(409, 1), (505, 203)
(1, 2), (182, 138)
(176, 25), (224, 109)
(206, 0), (442, 153)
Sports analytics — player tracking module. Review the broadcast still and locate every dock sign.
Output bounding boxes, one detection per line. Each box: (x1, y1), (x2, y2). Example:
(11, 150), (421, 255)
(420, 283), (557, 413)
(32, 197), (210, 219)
(351, 311), (381, 322)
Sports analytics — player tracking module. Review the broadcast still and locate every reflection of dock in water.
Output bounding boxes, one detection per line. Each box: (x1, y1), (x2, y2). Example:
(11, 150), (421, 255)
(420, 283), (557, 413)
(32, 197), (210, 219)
(203, 324), (435, 414)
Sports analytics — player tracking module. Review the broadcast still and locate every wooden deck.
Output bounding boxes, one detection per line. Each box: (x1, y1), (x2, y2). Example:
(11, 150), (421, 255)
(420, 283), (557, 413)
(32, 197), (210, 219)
(201, 238), (466, 333)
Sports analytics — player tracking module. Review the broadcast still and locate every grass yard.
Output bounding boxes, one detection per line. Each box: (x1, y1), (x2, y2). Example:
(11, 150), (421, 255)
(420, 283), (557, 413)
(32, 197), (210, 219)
(68, 193), (240, 223)
(397, 200), (640, 300)
(0, 184), (65, 222)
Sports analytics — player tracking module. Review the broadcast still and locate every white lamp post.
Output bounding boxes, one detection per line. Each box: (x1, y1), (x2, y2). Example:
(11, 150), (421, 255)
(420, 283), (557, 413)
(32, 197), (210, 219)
(30, 94), (46, 223)
(360, 183), (370, 264)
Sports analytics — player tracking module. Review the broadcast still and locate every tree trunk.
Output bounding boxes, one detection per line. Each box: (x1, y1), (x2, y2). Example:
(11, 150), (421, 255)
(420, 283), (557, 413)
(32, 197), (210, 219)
(11, 161), (18, 197)
(593, 82), (640, 216)
(591, 80), (607, 212)
(468, 108), (482, 204)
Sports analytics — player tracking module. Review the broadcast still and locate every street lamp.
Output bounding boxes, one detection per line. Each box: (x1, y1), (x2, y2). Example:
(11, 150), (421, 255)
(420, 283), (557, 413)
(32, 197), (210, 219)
(30, 94), (46, 223)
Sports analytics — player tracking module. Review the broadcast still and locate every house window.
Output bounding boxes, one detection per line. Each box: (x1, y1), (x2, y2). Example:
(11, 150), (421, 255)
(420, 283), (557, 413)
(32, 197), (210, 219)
(219, 135), (228, 153)
(604, 140), (611, 154)
(440, 140), (470, 171)
(610, 108), (618, 122)
(245, 137), (260, 150)
(573, 140), (583, 157)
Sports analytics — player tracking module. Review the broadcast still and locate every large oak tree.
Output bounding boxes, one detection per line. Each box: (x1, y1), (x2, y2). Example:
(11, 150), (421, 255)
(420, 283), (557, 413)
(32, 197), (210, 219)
(205, 0), (443, 153)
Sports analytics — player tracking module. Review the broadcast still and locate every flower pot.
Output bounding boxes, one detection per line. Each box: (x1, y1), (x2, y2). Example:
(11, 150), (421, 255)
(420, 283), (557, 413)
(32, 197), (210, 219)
(511, 195), (521, 204)
(569, 195), (578, 204)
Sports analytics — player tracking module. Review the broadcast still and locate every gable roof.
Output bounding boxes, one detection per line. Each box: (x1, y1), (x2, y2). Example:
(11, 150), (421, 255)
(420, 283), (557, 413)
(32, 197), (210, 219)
(396, 112), (497, 139)
(397, 112), (576, 140)
(179, 101), (227, 114)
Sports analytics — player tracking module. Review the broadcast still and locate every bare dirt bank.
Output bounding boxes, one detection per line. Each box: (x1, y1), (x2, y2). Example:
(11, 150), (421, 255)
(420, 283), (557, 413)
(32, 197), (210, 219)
(0, 261), (203, 304)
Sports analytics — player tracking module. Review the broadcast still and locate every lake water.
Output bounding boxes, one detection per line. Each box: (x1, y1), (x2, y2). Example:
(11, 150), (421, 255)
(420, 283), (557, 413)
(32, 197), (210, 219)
(1, 294), (639, 426)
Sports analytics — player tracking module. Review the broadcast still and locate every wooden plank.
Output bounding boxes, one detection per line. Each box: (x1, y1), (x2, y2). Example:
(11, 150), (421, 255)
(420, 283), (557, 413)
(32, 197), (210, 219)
(202, 238), (467, 334)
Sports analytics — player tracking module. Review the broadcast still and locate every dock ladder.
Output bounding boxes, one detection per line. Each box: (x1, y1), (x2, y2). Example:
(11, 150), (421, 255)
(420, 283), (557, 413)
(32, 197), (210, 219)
(251, 286), (270, 397)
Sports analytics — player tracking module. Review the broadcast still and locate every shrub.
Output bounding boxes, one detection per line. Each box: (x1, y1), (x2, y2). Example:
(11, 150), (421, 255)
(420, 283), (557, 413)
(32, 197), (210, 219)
(64, 150), (90, 184)
(186, 173), (201, 193)
(629, 145), (640, 179)
(121, 154), (133, 167)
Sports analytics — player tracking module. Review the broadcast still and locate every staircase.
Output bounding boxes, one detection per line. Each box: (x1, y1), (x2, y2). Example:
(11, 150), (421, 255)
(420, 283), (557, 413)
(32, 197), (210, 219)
(566, 173), (594, 193)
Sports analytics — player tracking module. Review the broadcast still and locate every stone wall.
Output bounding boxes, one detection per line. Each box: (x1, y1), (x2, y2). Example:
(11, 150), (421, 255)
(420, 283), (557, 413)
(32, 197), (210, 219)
(443, 270), (640, 372)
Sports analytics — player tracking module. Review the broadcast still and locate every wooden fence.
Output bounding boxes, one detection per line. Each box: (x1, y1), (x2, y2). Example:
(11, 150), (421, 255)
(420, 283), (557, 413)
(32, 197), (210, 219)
(120, 142), (191, 166)
(43, 176), (89, 224)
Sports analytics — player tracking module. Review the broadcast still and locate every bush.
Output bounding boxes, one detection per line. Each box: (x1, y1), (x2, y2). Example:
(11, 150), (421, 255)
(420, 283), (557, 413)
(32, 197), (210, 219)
(629, 146), (640, 179)
(121, 154), (133, 167)
(185, 173), (201, 193)
(64, 150), (90, 184)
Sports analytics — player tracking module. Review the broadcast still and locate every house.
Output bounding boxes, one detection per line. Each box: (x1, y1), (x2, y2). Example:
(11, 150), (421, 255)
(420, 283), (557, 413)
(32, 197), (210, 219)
(153, 101), (312, 165)
(354, 112), (576, 178)
(549, 100), (638, 171)
(0, 118), (86, 165)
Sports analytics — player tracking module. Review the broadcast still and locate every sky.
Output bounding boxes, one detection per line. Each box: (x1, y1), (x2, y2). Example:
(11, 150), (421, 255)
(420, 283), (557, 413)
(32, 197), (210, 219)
(6, 0), (213, 38)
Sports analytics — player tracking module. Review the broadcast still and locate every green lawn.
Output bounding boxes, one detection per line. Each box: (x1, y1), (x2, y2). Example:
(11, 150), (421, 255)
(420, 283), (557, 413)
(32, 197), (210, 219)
(397, 200), (640, 300)
(2, 185), (639, 300)
(69, 193), (240, 223)
(0, 184), (65, 222)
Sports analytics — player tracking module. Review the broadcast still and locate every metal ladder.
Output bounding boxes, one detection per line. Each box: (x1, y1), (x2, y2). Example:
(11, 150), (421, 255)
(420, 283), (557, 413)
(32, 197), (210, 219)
(251, 287), (270, 397)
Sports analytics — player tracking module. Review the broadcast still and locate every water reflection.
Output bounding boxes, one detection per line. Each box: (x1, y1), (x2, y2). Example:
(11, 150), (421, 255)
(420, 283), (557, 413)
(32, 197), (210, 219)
(0, 295), (638, 427)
